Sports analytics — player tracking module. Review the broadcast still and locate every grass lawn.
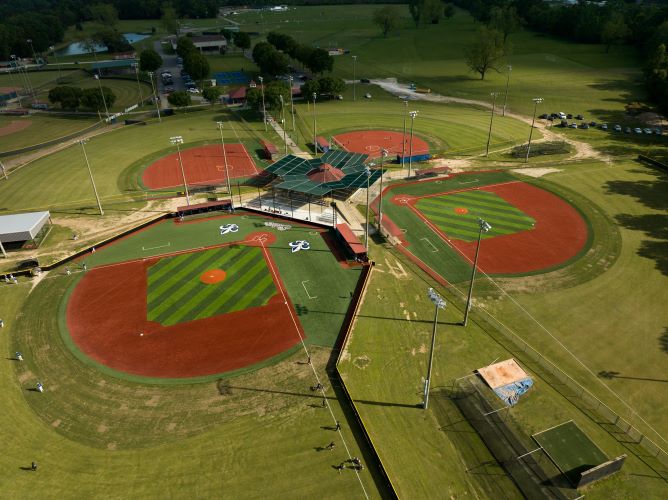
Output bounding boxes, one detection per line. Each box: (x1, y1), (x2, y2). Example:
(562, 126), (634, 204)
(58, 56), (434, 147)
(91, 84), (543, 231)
(0, 114), (98, 152)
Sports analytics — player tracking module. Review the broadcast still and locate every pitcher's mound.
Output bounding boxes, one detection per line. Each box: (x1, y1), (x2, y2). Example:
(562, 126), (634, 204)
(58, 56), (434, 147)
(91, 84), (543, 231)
(200, 269), (227, 284)
(454, 207), (469, 214)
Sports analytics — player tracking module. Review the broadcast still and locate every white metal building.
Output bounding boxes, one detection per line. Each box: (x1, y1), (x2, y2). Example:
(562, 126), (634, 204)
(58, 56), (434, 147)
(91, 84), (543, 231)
(0, 211), (51, 244)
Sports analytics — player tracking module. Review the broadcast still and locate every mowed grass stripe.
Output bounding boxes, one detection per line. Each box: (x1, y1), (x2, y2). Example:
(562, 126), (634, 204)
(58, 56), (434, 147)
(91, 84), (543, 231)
(420, 213), (524, 240)
(226, 273), (275, 312)
(148, 253), (192, 284)
(148, 249), (232, 302)
(193, 256), (270, 321)
(419, 195), (531, 219)
(181, 249), (266, 322)
(419, 208), (534, 232)
(159, 249), (261, 325)
(148, 248), (238, 307)
(148, 249), (242, 320)
(419, 199), (534, 224)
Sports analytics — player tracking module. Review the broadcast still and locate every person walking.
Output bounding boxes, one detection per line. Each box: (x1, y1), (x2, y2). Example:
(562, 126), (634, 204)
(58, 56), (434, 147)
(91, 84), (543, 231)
(15, 352), (23, 361)
(31, 462), (38, 471)
(326, 441), (335, 451)
(334, 421), (341, 431)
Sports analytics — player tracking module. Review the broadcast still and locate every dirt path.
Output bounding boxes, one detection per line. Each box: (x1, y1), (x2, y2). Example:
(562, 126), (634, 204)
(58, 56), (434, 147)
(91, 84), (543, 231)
(372, 78), (611, 164)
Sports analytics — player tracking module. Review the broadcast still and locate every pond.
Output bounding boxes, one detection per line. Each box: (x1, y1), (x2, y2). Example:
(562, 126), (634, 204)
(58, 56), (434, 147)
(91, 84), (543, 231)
(55, 33), (151, 57)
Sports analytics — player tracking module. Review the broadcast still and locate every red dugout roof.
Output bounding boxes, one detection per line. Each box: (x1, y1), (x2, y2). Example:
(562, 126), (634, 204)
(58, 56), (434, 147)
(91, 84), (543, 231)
(336, 223), (366, 255)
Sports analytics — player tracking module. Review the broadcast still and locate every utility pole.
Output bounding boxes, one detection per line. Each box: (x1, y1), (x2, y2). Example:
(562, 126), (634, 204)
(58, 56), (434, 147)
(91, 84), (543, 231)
(485, 92), (499, 157)
(424, 288), (446, 409)
(79, 139), (104, 216)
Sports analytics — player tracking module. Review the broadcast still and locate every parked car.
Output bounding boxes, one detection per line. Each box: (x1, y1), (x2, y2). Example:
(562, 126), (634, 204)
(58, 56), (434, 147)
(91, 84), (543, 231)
(654, 128), (663, 135)
(539, 113), (548, 119)
(600, 123), (608, 130)
(560, 119), (568, 127)
(567, 113), (573, 119)
(550, 113), (559, 119)
(614, 124), (622, 132)
(547, 115), (554, 121)
(360, 78), (371, 83)
(364, 93), (372, 99)
(634, 127), (643, 134)
(589, 121), (597, 127)
(558, 112), (567, 119)
(187, 88), (200, 94)
(579, 123), (589, 129)
(625, 127), (632, 133)
(570, 123), (578, 128)
(643, 128), (653, 134)
(575, 114), (584, 120)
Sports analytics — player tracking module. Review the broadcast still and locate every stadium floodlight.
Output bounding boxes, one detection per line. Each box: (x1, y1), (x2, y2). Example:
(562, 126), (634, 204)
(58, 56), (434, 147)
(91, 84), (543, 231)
(462, 219), (492, 326)
(486, 92), (499, 157)
(6, 56), (23, 107)
(170, 136), (190, 206)
(131, 62), (144, 106)
(258, 75), (267, 131)
(312, 92), (318, 156)
(147, 72), (161, 122)
(11, 54), (32, 101)
(216, 122), (234, 210)
(94, 74), (110, 119)
(288, 75), (295, 131)
(377, 148), (388, 231)
(352, 55), (357, 101)
(49, 45), (62, 81)
(502, 65), (512, 117)
(364, 166), (372, 250)
(401, 100), (408, 165)
(279, 94), (287, 155)
(525, 97), (544, 163)
(424, 287), (446, 409)
(78, 139), (104, 216)
(407, 110), (418, 178)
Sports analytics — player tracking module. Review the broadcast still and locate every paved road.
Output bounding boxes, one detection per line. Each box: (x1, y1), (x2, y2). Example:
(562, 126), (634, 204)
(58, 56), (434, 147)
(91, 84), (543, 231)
(153, 39), (183, 108)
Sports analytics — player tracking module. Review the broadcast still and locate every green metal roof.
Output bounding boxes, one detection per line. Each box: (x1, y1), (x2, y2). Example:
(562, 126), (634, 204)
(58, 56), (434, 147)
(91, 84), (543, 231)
(266, 150), (383, 196)
(90, 59), (136, 70)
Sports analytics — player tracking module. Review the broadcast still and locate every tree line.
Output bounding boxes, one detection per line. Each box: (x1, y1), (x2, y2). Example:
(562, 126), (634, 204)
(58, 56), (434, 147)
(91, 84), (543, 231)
(48, 84), (117, 111)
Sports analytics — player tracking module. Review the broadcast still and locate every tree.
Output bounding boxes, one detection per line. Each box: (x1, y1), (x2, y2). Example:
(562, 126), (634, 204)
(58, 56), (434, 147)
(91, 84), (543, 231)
(183, 51), (210, 84)
(233, 32), (251, 53)
(443, 3), (455, 20)
(252, 42), (274, 65)
(202, 86), (222, 106)
(408, 0), (421, 28)
(167, 90), (191, 109)
(262, 51), (290, 76)
(601, 12), (630, 53)
(263, 81), (291, 110)
(80, 86), (116, 110)
(301, 79), (320, 100)
(645, 44), (668, 114)
(422, 0), (443, 25)
(308, 48), (333, 75)
(161, 5), (178, 35)
(245, 87), (262, 110)
(220, 29), (233, 42)
(317, 76), (345, 98)
(489, 5), (523, 43)
(464, 27), (506, 80)
(139, 48), (163, 72)
(373, 6), (401, 37)
(176, 36), (196, 58)
(93, 29), (132, 53)
(89, 3), (118, 28)
(48, 86), (82, 109)
(294, 45), (314, 68)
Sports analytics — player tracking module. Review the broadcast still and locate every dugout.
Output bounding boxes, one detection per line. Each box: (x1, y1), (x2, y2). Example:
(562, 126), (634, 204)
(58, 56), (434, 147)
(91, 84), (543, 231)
(0, 211), (52, 251)
(335, 223), (367, 260)
(316, 136), (330, 153)
(261, 140), (279, 161)
(396, 152), (431, 164)
(177, 199), (232, 217)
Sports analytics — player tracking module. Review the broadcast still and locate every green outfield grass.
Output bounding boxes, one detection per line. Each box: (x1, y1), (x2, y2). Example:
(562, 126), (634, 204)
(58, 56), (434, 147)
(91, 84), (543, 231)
(147, 246), (275, 326)
(0, 114), (98, 152)
(415, 191), (535, 242)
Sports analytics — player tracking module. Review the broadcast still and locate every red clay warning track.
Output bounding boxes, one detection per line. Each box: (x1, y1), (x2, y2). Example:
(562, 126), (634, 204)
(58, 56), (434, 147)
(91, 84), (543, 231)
(66, 239), (302, 379)
(142, 144), (259, 190)
(333, 130), (429, 159)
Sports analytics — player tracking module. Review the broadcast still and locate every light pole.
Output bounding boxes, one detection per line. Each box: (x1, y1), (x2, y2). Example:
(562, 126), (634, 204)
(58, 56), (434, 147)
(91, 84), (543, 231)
(312, 92), (318, 156)
(258, 75), (267, 131)
(485, 92), (499, 157)
(401, 99), (408, 162)
(407, 110), (418, 178)
(49, 46), (62, 82)
(217, 122), (234, 210)
(352, 55), (357, 101)
(132, 63), (144, 106)
(288, 75), (295, 131)
(147, 72), (161, 122)
(502, 65), (512, 117)
(364, 166), (371, 250)
(280, 94), (288, 155)
(462, 218), (492, 327)
(7, 58), (23, 107)
(525, 97), (543, 163)
(94, 74), (109, 120)
(11, 55), (31, 101)
(377, 148), (388, 232)
(78, 139), (104, 216)
(170, 136), (190, 206)
(25, 39), (36, 96)
(424, 287), (446, 410)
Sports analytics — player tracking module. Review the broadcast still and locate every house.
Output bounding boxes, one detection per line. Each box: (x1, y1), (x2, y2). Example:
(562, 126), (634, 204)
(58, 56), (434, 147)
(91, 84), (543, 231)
(191, 35), (228, 54)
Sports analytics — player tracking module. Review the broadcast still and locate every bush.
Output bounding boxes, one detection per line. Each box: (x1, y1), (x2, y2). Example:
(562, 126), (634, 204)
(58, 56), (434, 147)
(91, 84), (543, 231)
(510, 141), (571, 158)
